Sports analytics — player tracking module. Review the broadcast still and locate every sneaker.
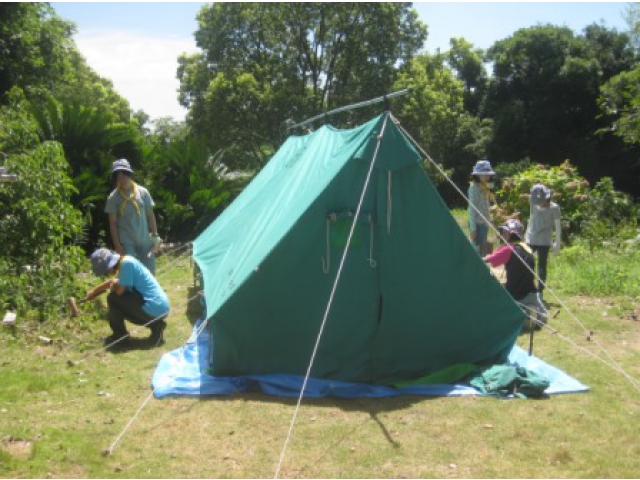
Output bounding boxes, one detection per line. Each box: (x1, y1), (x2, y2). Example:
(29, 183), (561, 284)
(149, 320), (166, 346)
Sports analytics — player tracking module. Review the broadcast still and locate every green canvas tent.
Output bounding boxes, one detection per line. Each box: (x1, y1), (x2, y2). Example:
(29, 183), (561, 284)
(193, 113), (526, 385)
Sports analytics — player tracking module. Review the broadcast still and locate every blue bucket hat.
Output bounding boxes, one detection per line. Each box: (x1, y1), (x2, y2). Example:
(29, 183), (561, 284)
(91, 248), (120, 276)
(471, 160), (495, 176)
(530, 184), (552, 205)
(110, 159), (134, 177)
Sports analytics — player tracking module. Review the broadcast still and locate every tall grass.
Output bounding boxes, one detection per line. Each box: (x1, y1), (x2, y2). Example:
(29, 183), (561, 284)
(552, 245), (640, 299)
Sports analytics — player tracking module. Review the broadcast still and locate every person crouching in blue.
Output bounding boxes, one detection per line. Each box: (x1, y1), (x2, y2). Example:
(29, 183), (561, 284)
(484, 219), (547, 331)
(86, 248), (169, 347)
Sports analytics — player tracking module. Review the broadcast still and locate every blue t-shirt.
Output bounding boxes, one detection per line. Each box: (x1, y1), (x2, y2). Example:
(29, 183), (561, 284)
(117, 256), (169, 318)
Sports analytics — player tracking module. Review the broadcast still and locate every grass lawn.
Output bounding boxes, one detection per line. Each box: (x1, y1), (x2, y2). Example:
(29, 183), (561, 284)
(1, 217), (639, 478)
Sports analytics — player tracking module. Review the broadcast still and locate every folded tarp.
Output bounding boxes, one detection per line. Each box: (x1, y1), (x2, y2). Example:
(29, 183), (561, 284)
(151, 319), (589, 399)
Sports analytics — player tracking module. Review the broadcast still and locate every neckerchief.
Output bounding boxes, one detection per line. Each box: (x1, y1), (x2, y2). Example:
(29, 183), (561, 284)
(117, 182), (141, 218)
(479, 181), (497, 205)
(513, 242), (532, 255)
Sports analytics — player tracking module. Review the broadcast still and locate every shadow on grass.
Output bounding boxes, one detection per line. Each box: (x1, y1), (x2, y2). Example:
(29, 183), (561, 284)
(190, 389), (435, 414)
(107, 336), (165, 353)
(153, 393), (424, 453)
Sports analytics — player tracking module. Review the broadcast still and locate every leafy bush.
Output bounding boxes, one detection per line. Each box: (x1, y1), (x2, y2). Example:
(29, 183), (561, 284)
(572, 177), (639, 251)
(0, 141), (87, 320)
(492, 158), (532, 183)
(495, 160), (590, 239)
(494, 160), (639, 248)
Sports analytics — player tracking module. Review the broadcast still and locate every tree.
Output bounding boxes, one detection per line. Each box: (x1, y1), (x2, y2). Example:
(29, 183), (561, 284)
(28, 93), (141, 249)
(0, 3), (74, 99)
(394, 53), (465, 166)
(393, 52), (498, 204)
(146, 136), (247, 240)
(484, 23), (638, 193)
(178, 2), (427, 169)
(624, 2), (640, 51)
(485, 26), (594, 162)
(55, 47), (132, 123)
(1, 3), (133, 123)
(599, 66), (640, 145)
(447, 37), (488, 115)
(598, 4), (640, 148)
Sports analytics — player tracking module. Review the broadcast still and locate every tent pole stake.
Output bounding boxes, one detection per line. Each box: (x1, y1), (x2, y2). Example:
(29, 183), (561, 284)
(528, 327), (535, 356)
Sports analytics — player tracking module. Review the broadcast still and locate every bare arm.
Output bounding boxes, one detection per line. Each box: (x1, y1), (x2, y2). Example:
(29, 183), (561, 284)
(86, 278), (117, 300)
(553, 218), (562, 253)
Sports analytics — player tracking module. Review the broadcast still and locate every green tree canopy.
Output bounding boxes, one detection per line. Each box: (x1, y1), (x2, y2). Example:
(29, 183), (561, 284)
(0, 3), (75, 99)
(446, 37), (488, 116)
(1, 3), (131, 120)
(484, 23), (638, 191)
(394, 53), (464, 166)
(179, 2), (427, 169)
(599, 65), (640, 145)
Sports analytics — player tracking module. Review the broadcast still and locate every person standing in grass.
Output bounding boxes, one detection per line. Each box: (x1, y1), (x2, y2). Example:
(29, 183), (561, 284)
(468, 160), (497, 255)
(86, 248), (169, 347)
(484, 219), (547, 330)
(105, 159), (161, 275)
(525, 183), (562, 297)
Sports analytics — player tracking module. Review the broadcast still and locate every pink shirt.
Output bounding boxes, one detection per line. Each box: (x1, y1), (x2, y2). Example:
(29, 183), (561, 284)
(485, 245), (514, 268)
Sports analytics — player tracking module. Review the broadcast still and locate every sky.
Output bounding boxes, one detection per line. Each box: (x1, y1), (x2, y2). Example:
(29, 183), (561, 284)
(51, 2), (631, 122)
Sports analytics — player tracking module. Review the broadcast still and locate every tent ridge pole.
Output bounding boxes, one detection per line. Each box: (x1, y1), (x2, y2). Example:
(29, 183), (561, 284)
(286, 88), (411, 131)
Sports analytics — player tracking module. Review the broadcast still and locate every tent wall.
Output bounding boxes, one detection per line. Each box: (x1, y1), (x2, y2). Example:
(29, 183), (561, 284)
(195, 114), (525, 384)
(370, 163), (523, 383)
(210, 160), (381, 380)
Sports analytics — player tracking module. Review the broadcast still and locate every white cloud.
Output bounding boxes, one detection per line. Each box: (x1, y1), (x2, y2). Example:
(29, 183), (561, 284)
(74, 29), (199, 121)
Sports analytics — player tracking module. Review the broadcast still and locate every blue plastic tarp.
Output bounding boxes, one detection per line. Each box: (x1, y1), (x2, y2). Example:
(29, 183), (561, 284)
(151, 319), (589, 398)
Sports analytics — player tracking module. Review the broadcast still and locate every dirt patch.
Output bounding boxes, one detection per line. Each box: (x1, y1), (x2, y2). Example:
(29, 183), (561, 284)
(2, 436), (33, 459)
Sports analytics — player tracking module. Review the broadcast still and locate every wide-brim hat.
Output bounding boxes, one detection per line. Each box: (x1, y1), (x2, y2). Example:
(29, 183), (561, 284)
(471, 159), (495, 176)
(91, 248), (120, 276)
(530, 184), (552, 205)
(110, 158), (134, 177)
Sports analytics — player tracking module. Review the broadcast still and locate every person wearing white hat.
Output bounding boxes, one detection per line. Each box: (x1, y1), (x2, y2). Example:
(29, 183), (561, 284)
(468, 159), (497, 255)
(525, 182), (562, 297)
(105, 159), (161, 275)
(86, 248), (169, 347)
